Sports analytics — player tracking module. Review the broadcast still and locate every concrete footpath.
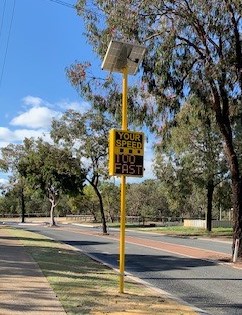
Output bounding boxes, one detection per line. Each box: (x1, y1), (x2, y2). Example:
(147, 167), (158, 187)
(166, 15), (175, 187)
(0, 227), (66, 315)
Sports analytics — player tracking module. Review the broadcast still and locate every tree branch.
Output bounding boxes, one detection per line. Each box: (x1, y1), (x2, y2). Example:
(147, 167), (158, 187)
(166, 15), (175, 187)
(225, 1), (242, 91)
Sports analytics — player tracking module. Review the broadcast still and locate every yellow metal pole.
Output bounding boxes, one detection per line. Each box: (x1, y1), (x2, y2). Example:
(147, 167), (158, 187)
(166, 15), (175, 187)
(122, 67), (128, 130)
(119, 67), (128, 293)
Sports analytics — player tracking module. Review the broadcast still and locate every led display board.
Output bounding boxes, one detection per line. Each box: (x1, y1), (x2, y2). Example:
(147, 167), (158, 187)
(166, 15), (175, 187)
(109, 129), (144, 177)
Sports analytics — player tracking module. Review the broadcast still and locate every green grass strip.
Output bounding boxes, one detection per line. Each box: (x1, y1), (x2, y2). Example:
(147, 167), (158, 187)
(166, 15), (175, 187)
(8, 227), (198, 315)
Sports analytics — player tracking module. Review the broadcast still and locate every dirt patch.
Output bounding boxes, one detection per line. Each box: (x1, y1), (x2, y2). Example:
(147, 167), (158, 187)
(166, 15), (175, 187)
(90, 286), (197, 314)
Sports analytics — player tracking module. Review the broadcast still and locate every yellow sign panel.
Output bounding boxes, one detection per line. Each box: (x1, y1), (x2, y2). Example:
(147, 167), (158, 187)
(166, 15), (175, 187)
(109, 129), (144, 177)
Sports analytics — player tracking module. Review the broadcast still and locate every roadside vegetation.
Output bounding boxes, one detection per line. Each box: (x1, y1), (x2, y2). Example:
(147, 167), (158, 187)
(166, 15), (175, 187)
(8, 227), (197, 315)
(136, 226), (233, 238)
(1, 1), (241, 257)
(0, 178), (232, 226)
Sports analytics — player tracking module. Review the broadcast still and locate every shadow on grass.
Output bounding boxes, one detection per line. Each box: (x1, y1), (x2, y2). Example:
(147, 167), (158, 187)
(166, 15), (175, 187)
(0, 235), (55, 243)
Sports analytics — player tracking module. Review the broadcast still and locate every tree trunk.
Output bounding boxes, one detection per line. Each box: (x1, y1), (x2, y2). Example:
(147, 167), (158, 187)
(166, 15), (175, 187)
(220, 146), (242, 257)
(206, 179), (214, 232)
(49, 199), (56, 226)
(92, 184), (108, 234)
(231, 176), (242, 258)
(90, 206), (98, 222)
(20, 187), (25, 223)
(221, 2), (242, 258)
(108, 208), (114, 223)
(210, 77), (242, 258)
(215, 111), (242, 258)
(223, 142), (242, 257)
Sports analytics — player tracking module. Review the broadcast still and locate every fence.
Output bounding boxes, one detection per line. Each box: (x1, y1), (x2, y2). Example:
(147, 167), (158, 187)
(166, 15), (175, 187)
(66, 215), (95, 222)
(184, 219), (233, 228)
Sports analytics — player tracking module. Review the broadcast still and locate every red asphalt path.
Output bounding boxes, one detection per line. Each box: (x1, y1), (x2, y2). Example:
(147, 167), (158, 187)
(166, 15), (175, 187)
(62, 225), (242, 269)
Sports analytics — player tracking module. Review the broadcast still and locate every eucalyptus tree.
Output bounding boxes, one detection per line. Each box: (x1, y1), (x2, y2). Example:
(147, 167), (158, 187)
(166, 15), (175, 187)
(81, 185), (99, 221)
(72, 0), (242, 257)
(155, 99), (228, 231)
(51, 109), (115, 234)
(154, 151), (205, 218)
(0, 144), (26, 222)
(18, 138), (86, 226)
(0, 188), (19, 217)
(126, 179), (168, 223)
(100, 181), (120, 222)
(68, 185), (100, 221)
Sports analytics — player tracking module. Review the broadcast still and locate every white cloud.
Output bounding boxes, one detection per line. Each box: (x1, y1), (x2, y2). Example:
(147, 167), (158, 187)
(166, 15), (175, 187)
(57, 100), (90, 112)
(10, 106), (60, 129)
(0, 127), (52, 149)
(0, 127), (12, 139)
(22, 95), (43, 107)
(0, 95), (88, 149)
(22, 96), (91, 113)
(9, 95), (63, 130)
(13, 128), (50, 141)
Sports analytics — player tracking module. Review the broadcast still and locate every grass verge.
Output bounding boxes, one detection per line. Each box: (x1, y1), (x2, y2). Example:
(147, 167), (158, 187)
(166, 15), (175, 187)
(124, 225), (233, 238)
(94, 221), (232, 238)
(8, 227), (198, 315)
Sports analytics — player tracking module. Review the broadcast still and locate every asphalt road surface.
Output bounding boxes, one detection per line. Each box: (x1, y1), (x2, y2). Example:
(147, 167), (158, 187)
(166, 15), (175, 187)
(13, 223), (242, 315)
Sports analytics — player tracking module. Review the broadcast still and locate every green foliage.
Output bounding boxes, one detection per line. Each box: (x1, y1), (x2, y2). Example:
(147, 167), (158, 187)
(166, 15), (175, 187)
(0, 144), (24, 173)
(51, 109), (114, 182)
(16, 138), (86, 225)
(100, 181), (120, 222)
(72, 1), (242, 250)
(18, 138), (86, 199)
(154, 99), (228, 219)
(154, 154), (201, 217)
(72, 1), (239, 125)
(126, 180), (169, 220)
(0, 192), (18, 216)
(51, 109), (115, 233)
(69, 185), (100, 220)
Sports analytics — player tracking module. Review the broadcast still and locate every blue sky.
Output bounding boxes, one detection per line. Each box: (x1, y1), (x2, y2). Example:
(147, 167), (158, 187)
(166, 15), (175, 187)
(0, 0), (154, 184)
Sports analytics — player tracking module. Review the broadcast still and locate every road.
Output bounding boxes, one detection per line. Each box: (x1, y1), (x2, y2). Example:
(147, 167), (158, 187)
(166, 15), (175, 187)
(14, 223), (242, 315)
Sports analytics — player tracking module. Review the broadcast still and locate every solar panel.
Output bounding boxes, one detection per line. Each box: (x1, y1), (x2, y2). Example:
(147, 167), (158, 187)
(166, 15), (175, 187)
(101, 40), (146, 75)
